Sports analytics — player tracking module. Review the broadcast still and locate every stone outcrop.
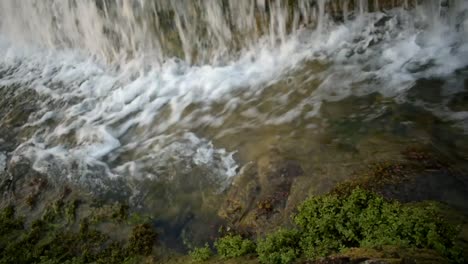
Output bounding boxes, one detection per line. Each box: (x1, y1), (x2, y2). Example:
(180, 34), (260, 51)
(219, 152), (304, 236)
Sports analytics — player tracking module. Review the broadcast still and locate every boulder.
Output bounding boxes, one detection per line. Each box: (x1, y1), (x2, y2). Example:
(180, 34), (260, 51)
(218, 152), (304, 236)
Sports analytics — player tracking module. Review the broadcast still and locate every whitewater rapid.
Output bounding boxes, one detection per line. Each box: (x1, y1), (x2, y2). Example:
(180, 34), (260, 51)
(0, 1), (468, 192)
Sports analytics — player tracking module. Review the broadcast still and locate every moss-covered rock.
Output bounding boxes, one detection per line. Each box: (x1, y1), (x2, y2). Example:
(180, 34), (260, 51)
(128, 223), (158, 255)
(332, 147), (468, 211)
(0, 203), (161, 264)
(333, 247), (451, 264)
(218, 153), (303, 236)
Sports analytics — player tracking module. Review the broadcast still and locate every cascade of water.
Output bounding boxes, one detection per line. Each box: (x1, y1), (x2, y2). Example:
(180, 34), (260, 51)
(0, 0), (458, 66)
(0, 0), (467, 187)
(317, 0), (327, 34)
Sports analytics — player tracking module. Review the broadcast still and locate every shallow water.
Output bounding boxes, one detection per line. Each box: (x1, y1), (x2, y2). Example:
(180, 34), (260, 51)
(1, 0), (468, 249)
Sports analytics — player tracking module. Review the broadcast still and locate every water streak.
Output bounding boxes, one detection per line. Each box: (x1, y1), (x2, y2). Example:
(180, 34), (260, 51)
(0, 0), (467, 191)
(0, 0), (450, 65)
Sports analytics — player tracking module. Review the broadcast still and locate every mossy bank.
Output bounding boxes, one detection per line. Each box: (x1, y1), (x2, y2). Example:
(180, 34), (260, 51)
(1, 146), (468, 263)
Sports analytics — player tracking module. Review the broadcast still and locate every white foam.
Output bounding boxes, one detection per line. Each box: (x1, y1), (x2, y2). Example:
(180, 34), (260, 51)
(0, 2), (467, 189)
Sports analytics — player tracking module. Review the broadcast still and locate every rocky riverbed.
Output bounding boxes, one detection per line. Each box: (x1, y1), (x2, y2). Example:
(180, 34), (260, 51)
(2, 1), (468, 263)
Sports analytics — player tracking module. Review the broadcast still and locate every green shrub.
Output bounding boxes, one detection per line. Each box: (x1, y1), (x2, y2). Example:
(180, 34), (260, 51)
(294, 188), (462, 262)
(0, 204), (162, 264)
(189, 244), (212, 262)
(214, 234), (256, 259)
(256, 229), (301, 264)
(127, 223), (157, 255)
(0, 205), (23, 235)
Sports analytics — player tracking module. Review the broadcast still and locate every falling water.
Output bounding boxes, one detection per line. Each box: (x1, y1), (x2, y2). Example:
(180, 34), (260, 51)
(0, 0), (445, 65)
(0, 0), (467, 197)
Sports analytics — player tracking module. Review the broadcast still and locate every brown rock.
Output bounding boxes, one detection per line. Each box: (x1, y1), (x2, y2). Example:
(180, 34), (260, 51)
(218, 153), (303, 236)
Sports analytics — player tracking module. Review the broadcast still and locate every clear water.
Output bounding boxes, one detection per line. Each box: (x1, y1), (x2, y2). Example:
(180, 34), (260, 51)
(1, 0), (468, 248)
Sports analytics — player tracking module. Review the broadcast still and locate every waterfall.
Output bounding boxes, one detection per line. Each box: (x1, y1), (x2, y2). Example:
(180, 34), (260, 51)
(0, 0), (467, 187)
(0, 0), (463, 65)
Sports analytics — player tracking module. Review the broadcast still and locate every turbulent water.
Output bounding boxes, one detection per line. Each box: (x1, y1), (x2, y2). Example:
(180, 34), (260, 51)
(1, 0), (468, 205)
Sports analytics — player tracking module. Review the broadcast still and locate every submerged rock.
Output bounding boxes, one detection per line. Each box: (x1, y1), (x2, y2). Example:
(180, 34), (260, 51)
(219, 152), (304, 236)
(332, 146), (468, 212)
(0, 87), (41, 152)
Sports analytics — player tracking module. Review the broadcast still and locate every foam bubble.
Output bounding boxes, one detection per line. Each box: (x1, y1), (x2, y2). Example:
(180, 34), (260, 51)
(1, 2), (468, 191)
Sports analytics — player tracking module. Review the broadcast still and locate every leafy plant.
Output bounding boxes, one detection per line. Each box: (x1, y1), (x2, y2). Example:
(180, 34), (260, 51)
(189, 244), (212, 262)
(256, 229), (301, 264)
(294, 188), (462, 261)
(214, 234), (256, 259)
(0, 205), (23, 235)
(127, 223), (157, 255)
(0, 203), (160, 264)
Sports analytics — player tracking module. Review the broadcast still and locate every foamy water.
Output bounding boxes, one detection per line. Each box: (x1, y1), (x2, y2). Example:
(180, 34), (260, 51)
(1, 1), (468, 192)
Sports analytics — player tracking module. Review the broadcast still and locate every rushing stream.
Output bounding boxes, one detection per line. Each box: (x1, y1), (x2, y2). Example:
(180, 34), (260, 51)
(1, 0), (468, 249)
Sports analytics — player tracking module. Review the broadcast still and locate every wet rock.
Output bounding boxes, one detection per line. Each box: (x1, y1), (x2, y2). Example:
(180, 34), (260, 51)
(361, 261), (390, 264)
(0, 156), (55, 215)
(128, 223), (158, 255)
(448, 91), (468, 112)
(333, 146), (468, 212)
(329, 246), (451, 264)
(374, 16), (393, 27)
(218, 153), (304, 236)
(307, 255), (408, 264)
(0, 152), (6, 172)
(311, 256), (355, 264)
(406, 79), (444, 103)
(325, 0), (416, 21)
(0, 87), (41, 152)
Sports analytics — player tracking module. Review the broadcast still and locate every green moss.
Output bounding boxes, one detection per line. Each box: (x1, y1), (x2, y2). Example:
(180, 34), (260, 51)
(0, 203), (160, 264)
(214, 234), (256, 259)
(294, 188), (463, 262)
(1, 178), (464, 264)
(127, 223), (158, 255)
(338, 246), (451, 264)
(112, 202), (129, 222)
(332, 147), (449, 197)
(184, 187), (464, 263)
(256, 229), (301, 264)
(65, 199), (80, 223)
(331, 162), (409, 196)
(0, 205), (23, 235)
(42, 200), (64, 223)
(26, 194), (38, 208)
(190, 244), (213, 262)
(127, 212), (153, 225)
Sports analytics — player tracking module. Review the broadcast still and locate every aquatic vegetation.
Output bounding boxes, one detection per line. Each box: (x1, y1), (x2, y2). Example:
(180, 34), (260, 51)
(189, 244), (213, 262)
(331, 147), (454, 200)
(214, 234), (256, 259)
(0, 202), (159, 264)
(332, 162), (409, 196)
